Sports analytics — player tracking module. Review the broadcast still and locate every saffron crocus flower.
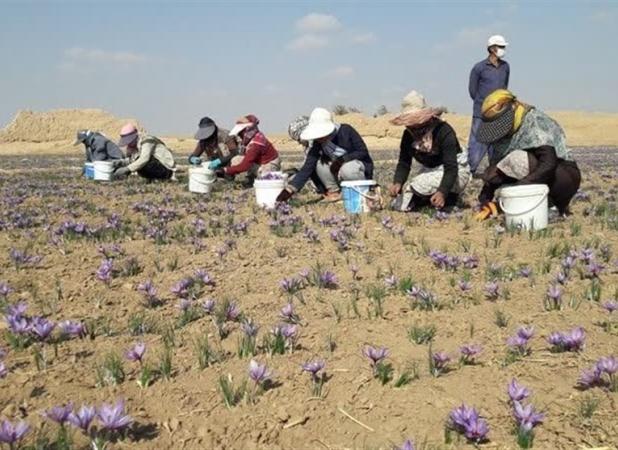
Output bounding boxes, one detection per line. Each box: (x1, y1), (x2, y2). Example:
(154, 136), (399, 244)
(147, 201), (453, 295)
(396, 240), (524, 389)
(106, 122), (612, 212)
(225, 302), (241, 321)
(448, 404), (489, 443)
(384, 274), (398, 288)
(513, 402), (544, 431)
(517, 326), (535, 340)
(0, 419), (30, 445)
(43, 403), (73, 425)
(519, 267), (532, 278)
(194, 269), (215, 286)
(363, 345), (389, 366)
(59, 320), (86, 339)
(432, 352), (451, 372)
(596, 356), (618, 375)
(201, 298), (215, 314)
(508, 378), (531, 402)
(171, 278), (193, 299)
(137, 280), (158, 304)
(396, 439), (416, 450)
(6, 302), (27, 318)
(484, 282), (500, 300)
(279, 303), (299, 323)
(578, 367), (603, 389)
(280, 324), (297, 340)
(561, 256), (576, 271)
(586, 261), (604, 278)
(563, 327), (586, 351)
(318, 271), (338, 288)
(30, 317), (55, 341)
(97, 400), (133, 432)
(0, 282), (13, 298)
(177, 298), (193, 312)
(96, 259), (113, 284)
(6, 315), (30, 335)
(280, 277), (302, 294)
(68, 405), (96, 432)
(125, 342), (146, 363)
(463, 255), (479, 269)
(241, 319), (259, 338)
(458, 280), (472, 292)
(555, 272), (568, 285)
(460, 344), (482, 363)
(602, 300), (617, 314)
(248, 359), (271, 384)
(0, 362), (8, 378)
(546, 285), (562, 302)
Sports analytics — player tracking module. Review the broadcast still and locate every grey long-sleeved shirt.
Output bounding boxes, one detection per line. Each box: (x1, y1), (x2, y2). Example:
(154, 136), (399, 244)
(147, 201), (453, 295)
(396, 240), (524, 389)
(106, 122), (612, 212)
(84, 133), (124, 162)
(468, 58), (510, 117)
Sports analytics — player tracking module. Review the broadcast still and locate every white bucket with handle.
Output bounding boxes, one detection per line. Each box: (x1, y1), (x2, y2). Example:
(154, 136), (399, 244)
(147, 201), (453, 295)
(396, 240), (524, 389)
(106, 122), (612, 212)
(341, 180), (381, 214)
(93, 161), (115, 181)
(497, 184), (549, 230)
(189, 167), (216, 194)
(254, 172), (287, 209)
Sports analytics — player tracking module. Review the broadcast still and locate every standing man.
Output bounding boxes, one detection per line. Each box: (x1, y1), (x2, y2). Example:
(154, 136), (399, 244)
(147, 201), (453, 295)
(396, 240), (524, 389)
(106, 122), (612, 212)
(467, 34), (510, 175)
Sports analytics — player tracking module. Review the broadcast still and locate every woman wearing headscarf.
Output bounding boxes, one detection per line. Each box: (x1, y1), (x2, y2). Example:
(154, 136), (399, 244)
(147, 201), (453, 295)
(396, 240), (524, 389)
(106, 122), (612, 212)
(388, 91), (471, 211)
(474, 89), (581, 219)
(286, 115), (326, 195)
(188, 116), (239, 169)
(222, 115), (280, 182)
(74, 129), (124, 162)
(276, 107), (374, 203)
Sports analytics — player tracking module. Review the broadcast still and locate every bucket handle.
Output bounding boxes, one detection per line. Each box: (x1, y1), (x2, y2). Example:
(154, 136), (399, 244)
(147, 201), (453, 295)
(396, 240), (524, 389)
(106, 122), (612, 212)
(498, 191), (548, 216)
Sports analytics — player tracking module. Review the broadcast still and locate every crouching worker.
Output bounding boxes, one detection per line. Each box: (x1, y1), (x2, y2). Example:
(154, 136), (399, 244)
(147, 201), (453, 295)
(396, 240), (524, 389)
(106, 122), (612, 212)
(389, 91), (471, 211)
(287, 115), (326, 194)
(221, 115), (280, 184)
(277, 107), (373, 203)
(112, 124), (177, 181)
(474, 89), (581, 219)
(188, 116), (238, 170)
(74, 129), (124, 162)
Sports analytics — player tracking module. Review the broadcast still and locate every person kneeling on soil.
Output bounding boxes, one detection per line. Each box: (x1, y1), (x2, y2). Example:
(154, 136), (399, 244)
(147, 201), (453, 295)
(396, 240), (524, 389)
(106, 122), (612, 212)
(188, 116), (239, 170)
(388, 91), (471, 211)
(112, 124), (177, 181)
(74, 129), (124, 162)
(474, 89), (581, 220)
(276, 107), (374, 203)
(286, 115), (327, 195)
(220, 115), (280, 185)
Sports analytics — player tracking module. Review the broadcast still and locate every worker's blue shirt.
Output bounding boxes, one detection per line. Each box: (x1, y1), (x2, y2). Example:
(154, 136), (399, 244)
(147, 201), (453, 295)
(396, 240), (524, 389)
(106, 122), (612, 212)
(469, 58), (510, 117)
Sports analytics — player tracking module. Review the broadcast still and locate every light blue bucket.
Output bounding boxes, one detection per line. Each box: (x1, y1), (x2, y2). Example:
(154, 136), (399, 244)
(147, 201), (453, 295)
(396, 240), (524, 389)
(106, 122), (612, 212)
(341, 180), (377, 214)
(84, 163), (95, 179)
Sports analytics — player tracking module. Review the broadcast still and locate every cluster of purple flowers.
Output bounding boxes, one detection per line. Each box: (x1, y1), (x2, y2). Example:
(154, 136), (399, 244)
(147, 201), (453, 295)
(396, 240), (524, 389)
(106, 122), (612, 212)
(271, 323), (298, 349)
(0, 419), (30, 446)
(4, 302), (85, 344)
(459, 344), (482, 364)
(484, 281), (500, 300)
(0, 281), (14, 299)
(578, 356), (618, 391)
(137, 280), (159, 306)
(42, 399), (133, 434)
(547, 327), (586, 352)
(9, 248), (43, 269)
(507, 379), (544, 445)
(448, 404), (489, 443)
(257, 172), (285, 181)
(53, 220), (94, 238)
(95, 259), (114, 285)
(507, 326), (535, 355)
(329, 227), (351, 250)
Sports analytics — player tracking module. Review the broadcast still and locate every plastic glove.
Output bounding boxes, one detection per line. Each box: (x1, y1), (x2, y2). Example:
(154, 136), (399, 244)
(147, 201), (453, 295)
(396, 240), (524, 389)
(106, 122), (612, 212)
(474, 202), (498, 221)
(112, 167), (131, 180)
(208, 158), (222, 170)
(189, 156), (202, 165)
(330, 158), (344, 177)
(276, 188), (294, 203)
(112, 159), (126, 169)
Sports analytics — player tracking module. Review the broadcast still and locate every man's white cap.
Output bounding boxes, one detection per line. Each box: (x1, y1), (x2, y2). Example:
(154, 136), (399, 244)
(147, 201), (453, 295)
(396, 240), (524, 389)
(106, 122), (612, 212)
(487, 35), (509, 47)
(300, 107), (336, 141)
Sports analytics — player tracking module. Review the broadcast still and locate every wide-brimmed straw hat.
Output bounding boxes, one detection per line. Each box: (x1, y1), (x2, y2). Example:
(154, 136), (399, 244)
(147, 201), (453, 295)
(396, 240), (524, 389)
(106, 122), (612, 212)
(477, 89), (516, 144)
(390, 91), (447, 127)
(300, 108), (336, 141)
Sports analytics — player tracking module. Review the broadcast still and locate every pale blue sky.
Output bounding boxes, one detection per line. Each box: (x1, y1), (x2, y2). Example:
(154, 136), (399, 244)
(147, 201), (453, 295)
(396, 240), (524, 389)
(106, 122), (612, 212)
(1, 0), (617, 135)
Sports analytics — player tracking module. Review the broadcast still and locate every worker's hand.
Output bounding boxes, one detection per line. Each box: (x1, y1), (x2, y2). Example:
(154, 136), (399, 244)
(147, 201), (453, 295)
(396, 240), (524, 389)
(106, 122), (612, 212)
(112, 167), (131, 180)
(189, 156), (202, 166)
(208, 159), (222, 170)
(330, 158), (344, 177)
(111, 159), (126, 169)
(388, 183), (402, 198)
(474, 202), (498, 221)
(430, 191), (446, 209)
(276, 188), (294, 203)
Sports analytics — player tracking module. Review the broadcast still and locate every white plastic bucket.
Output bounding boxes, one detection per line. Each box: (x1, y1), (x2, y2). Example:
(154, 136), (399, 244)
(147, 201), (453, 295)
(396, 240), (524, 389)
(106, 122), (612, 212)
(254, 176), (286, 209)
(189, 167), (216, 194)
(341, 180), (378, 214)
(497, 184), (550, 230)
(93, 161), (115, 181)
(84, 163), (95, 179)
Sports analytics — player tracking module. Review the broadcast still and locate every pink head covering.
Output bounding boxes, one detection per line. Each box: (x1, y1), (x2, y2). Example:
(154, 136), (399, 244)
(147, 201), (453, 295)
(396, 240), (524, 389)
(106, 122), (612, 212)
(118, 123), (139, 147)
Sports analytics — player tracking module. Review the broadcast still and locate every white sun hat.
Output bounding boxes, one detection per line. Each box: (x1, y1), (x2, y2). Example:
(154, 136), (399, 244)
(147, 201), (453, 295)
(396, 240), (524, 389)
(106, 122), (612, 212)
(487, 35), (509, 47)
(300, 107), (336, 141)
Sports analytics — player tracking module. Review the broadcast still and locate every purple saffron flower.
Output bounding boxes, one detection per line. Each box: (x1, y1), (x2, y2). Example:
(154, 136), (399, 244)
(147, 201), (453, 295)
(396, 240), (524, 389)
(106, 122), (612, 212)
(508, 378), (531, 402)
(580, 248), (595, 263)
(6, 315), (30, 335)
(0, 419), (30, 445)
(30, 317), (55, 341)
(464, 416), (490, 442)
(586, 261), (604, 278)
(460, 344), (482, 362)
(0, 282), (13, 298)
(517, 326), (535, 340)
(67, 405), (96, 432)
(596, 356), (618, 375)
(547, 285), (562, 302)
(225, 301), (241, 322)
(432, 352), (451, 371)
(563, 327), (586, 352)
(578, 367), (603, 389)
(462, 255), (479, 269)
(458, 280), (472, 292)
(194, 269), (215, 286)
(547, 332), (565, 348)
(59, 320), (86, 339)
(507, 335), (531, 354)
(484, 281), (500, 300)
(555, 272), (568, 285)
(241, 319), (259, 338)
(280, 324), (297, 340)
(43, 403), (73, 425)
(177, 298), (193, 312)
(363, 345), (389, 366)
(5, 301), (27, 318)
(384, 274), (398, 288)
(171, 277), (193, 299)
(248, 359), (271, 384)
(137, 280), (158, 303)
(301, 360), (325, 377)
(561, 255), (576, 271)
(201, 298), (215, 314)
(519, 267), (532, 278)
(0, 362), (8, 379)
(97, 400), (133, 432)
(318, 271), (338, 288)
(513, 402), (545, 431)
(298, 268), (311, 280)
(279, 303), (299, 323)
(602, 300), (617, 314)
(125, 342), (146, 363)
(396, 439), (416, 450)
(96, 259), (113, 284)
(448, 404), (489, 442)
